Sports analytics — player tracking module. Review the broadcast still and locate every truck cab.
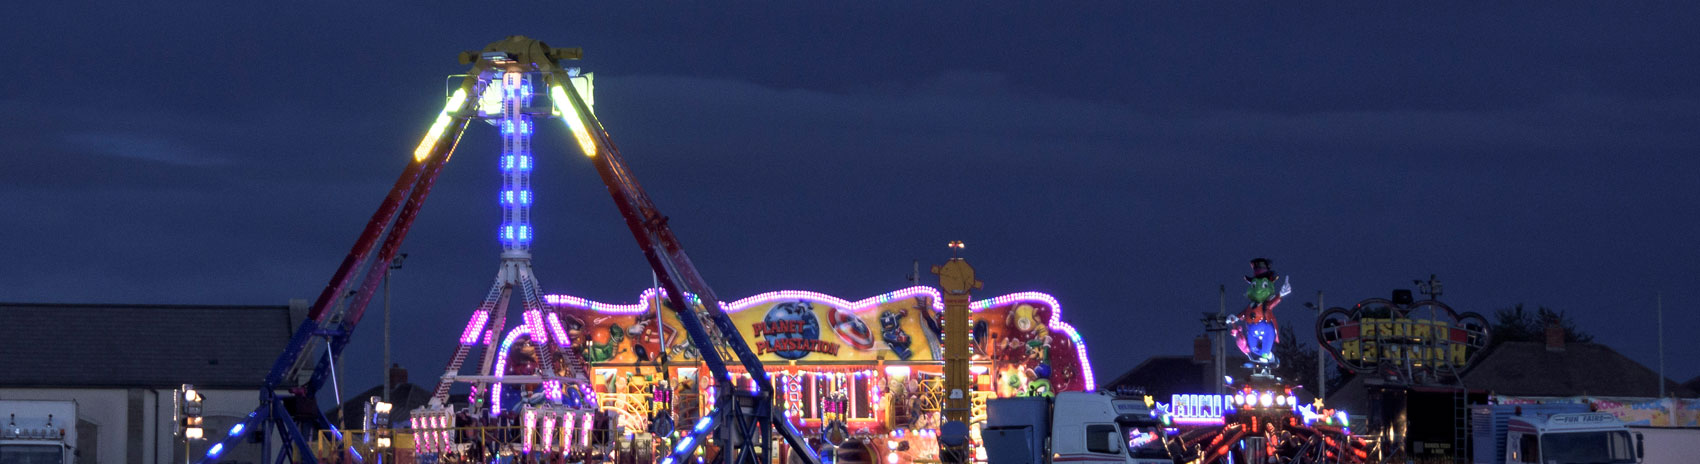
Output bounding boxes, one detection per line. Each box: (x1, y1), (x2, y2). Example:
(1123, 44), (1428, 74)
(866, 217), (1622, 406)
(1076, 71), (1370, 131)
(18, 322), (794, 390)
(0, 400), (77, 464)
(1503, 412), (1639, 464)
(984, 392), (1171, 464)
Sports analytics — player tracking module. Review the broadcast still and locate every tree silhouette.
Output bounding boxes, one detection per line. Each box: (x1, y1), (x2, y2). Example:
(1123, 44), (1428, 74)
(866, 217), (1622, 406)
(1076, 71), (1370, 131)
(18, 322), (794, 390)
(1272, 327), (1342, 399)
(1490, 304), (1593, 346)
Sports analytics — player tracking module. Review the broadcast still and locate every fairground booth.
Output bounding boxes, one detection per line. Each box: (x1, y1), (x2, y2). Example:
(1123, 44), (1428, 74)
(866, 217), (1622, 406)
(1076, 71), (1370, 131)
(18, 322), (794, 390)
(505, 286), (1097, 462)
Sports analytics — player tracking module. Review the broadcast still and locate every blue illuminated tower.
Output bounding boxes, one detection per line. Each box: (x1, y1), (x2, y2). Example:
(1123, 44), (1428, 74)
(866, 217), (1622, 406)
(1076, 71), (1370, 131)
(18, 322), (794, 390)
(192, 38), (819, 464)
(428, 66), (597, 417)
(498, 70), (535, 253)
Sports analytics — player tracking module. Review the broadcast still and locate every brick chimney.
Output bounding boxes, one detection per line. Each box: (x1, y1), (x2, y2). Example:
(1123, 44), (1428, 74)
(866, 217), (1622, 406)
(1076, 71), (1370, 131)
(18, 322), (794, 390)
(1194, 335), (1213, 363)
(1544, 322), (1565, 351)
(388, 363), (409, 388)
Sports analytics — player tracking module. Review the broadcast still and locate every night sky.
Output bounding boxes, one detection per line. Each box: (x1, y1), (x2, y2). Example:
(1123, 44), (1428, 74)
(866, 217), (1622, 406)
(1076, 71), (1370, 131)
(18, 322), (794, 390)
(4, 3), (1697, 394)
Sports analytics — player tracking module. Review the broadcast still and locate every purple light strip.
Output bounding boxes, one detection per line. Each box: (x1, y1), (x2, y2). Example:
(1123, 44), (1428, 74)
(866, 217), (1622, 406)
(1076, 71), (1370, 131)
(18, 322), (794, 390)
(542, 286), (1098, 390)
(544, 289), (657, 314)
(544, 380), (563, 402)
(524, 310), (548, 344)
(1173, 416), (1226, 426)
(490, 325), (531, 416)
(409, 417), (422, 453)
(544, 286), (945, 316)
(460, 310), (490, 345)
(546, 313), (571, 347)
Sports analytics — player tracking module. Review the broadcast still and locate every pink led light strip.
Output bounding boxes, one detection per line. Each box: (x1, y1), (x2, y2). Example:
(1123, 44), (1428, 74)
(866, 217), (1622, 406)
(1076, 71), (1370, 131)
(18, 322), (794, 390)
(523, 310), (548, 344)
(521, 408), (536, 454)
(540, 286), (1098, 391)
(489, 326), (531, 415)
(546, 313), (571, 346)
(459, 310), (490, 345)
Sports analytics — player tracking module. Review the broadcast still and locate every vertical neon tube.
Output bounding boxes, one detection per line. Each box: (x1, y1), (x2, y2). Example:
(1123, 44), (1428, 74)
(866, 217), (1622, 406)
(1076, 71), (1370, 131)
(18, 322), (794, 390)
(499, 72), (535, 250)
(580, 410), (594, 448)
(522, 408), (537, 454)
(540, 415), (556, 452)
(560, 412), (576, 452)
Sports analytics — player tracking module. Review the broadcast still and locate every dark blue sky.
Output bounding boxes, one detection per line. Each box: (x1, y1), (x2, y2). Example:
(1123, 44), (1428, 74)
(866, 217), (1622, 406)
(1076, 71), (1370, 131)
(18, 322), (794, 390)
(3, 2), (1697, 393)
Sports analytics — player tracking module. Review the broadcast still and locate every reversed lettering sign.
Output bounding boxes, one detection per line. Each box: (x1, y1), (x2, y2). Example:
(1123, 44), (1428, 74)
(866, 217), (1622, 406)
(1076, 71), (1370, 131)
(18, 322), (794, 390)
(1316, 298), (1490, 381)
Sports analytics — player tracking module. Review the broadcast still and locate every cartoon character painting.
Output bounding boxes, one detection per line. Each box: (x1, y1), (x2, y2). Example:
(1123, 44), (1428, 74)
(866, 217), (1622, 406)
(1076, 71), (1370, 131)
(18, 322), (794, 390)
(1026, 364), (1054, 398)
(578, 322), (625, 363)
(984, 301), (1079, 394)
(971, 319), (989, 357)
(999, 368), (1025, 397)
(998, 304), (1051, 364)
(626, 312), (677, 362)
(879, 307), (914, 360)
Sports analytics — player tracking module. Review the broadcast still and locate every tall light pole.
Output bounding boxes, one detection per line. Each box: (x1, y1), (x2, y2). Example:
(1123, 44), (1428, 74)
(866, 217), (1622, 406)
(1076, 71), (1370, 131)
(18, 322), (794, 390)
(1657, 292), (1664, 398)
(1304, 292), (1326, 403)
(1218, 285), (1225, 396)
(1314, 291), (1325, 402)
(1202, 285), (1228, 398)
(384, 253), (407, 403)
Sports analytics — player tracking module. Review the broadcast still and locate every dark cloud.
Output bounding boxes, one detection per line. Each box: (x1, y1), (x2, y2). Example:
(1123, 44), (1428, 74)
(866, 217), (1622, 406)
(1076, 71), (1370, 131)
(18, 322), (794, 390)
(1, 2), (1697, 397)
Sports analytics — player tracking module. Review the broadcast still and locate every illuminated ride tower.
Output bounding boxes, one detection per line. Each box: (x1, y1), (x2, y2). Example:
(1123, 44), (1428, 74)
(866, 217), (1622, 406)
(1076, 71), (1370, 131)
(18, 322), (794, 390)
(1156, 259), (1380, 464)
(420, 61), (597, 418)
(404, 45), (605, 462)
(196, 36), (820, 464)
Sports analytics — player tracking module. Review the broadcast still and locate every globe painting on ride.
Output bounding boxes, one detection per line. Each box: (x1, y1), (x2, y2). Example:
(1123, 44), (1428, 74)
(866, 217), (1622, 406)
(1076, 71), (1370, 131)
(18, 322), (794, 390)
(755, 301), (826, 360)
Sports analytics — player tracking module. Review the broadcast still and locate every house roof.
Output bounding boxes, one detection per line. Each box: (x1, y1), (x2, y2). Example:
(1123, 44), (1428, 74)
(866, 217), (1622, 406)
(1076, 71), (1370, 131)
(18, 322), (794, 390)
(1104, 355), (1212, 398)
(325, 383), (446, 427)
(1325, 374), (1370, 412)
(1325, 341), (1694, 414)
(0, 301), (301, 389)
(1459, 341), (1695, 398)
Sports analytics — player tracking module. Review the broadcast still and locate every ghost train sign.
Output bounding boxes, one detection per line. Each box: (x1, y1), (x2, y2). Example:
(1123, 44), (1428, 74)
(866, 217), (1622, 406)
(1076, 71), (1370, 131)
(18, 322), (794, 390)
(1316, 290), (1490, 382)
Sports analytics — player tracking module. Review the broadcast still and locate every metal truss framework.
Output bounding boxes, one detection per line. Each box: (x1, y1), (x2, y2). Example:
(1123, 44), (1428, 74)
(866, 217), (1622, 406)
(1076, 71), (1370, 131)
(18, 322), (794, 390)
(195, 36), (820, 464)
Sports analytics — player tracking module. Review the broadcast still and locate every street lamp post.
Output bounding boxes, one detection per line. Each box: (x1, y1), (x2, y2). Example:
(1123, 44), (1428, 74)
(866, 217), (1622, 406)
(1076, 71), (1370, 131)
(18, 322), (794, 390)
(1304, 292), (1326, 402)
(384, 253), (407, 403)
(1314, 291), (1324, 402)
(179, 385), (202, 464)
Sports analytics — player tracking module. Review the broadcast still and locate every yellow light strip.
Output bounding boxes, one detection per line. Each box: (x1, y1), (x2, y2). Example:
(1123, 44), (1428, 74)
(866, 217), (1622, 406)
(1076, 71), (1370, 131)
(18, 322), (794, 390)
(550, 85), (598, 157)
(413, 88), (469, 161)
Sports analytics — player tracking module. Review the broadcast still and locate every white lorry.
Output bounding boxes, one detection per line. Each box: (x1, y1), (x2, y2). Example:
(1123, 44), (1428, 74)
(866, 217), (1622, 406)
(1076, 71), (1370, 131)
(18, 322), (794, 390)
(0, 400), (77, 464)
(983, 391), (1172, 464)
(1472, 404), (1640, 464)
(1626, 426), (1700, 464)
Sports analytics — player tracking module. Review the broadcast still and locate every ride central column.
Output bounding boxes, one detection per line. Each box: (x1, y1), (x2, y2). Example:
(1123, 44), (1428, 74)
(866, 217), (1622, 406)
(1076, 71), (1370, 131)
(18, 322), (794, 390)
(499, 71), (534, 256)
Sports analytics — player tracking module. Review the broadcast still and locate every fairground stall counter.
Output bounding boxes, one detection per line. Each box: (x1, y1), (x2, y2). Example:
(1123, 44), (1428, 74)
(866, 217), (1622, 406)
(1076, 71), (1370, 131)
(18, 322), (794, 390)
(499, 286), (1097, 462)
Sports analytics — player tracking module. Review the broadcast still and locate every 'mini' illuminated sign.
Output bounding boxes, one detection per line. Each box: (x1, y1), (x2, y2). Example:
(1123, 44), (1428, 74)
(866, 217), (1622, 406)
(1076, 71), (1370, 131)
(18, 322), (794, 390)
(1170, 394), (1227, 424)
